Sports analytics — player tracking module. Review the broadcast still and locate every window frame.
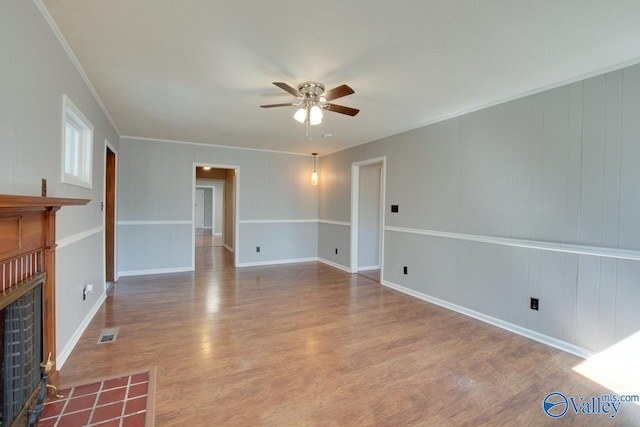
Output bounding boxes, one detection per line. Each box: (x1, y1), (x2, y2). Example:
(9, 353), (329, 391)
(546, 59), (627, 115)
(61, 95), (93, 189)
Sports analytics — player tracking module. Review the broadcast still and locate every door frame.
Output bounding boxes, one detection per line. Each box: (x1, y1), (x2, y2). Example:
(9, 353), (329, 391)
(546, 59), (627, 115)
(350, 156), (386, 277)
(192, 163), (240, 268)
(103, 139), (118, 284)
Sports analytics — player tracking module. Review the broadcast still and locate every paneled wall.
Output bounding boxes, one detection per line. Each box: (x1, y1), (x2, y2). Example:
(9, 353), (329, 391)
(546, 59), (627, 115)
(117, 138), (319, 273)
(320, 64), (640, 355)
(0, 0), (120, 365)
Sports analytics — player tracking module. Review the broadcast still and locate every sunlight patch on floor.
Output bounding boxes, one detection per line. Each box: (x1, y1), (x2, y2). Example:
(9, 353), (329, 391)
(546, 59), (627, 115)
(573, 331), (640, 405)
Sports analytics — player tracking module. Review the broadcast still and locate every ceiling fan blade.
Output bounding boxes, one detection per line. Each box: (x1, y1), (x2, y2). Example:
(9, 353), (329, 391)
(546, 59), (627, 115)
(323, 103), (360, 116)
(260, 103), (297, 108)
(322, 84), (354, 101)
(273, 82), (301, 97)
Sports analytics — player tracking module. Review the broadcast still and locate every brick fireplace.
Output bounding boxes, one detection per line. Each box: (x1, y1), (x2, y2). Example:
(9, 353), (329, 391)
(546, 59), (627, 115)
(0, 195), (88, 426)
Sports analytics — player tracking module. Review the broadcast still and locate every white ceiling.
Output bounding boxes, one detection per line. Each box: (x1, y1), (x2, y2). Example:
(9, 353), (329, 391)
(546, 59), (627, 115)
(41, 0), (640, 155)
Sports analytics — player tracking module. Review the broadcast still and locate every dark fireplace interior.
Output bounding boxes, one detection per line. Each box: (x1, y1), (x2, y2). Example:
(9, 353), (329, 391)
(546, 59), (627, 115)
(0, 277), (44, 427)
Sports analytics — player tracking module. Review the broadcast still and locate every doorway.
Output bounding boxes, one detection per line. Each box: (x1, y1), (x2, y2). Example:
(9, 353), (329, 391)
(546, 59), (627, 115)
(351, 157), (386, 281)
(193, 164), (239, 267)
(104, 142), (117, 284)
(195, 186), (222, 247)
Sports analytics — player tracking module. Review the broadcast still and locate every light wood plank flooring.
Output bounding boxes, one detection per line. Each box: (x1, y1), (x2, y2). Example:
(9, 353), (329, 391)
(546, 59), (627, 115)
(195, 228), (223, 247)
(60, 247), (640, 425)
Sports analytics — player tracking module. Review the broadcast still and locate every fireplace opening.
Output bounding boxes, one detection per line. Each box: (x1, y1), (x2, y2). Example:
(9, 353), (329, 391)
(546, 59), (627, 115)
(0, 272), (45, 427)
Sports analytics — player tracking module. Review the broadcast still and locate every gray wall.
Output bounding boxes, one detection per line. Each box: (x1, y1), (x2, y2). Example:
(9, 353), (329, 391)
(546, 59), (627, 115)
(203, 188), (212, 228)
(320, 64), (640, 355)
(358, 163), (382, 269)
(1, 0), (120, 364)
(117, 138), (319, 272)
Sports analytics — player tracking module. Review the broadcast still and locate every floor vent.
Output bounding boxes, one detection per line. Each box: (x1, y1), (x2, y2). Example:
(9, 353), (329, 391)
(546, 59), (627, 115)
(97, 327), (119, 344)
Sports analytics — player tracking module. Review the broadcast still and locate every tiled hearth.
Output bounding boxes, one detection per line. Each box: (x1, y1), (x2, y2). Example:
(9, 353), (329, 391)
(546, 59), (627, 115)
(36, 371), (152, 427)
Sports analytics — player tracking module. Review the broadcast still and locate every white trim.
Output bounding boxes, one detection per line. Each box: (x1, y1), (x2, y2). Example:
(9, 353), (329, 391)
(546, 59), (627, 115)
(33, 0), (121, 136)
(351, 157), (387, 274)
(223, 244), (235, 253)
(318, 219), (351, 226)
(214, 233), (223, 237)
(118, 266), (193, 277)
(117, 220), (192, 226)
(380, 279), (593, 359)
(56, 226), (103, 249)
(124, 135), (309, 157)
(237, 257), (317, 268)
(385, 226), (640, 261)
(201, 226), (213, 230)
(317, 257), (352, 274)
(239, 219), (318, 224)
(57, 293), (107, 369)
(358, 265), (380, 271)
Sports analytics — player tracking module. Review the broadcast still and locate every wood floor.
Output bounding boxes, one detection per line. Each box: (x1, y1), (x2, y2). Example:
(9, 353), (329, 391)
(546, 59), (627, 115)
(60, 247), (640, 426)
(194, 228), (223, 247)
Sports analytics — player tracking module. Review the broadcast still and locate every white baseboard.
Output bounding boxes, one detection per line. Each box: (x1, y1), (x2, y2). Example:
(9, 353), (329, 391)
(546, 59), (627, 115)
(57, 292), (107, 369)
(317, 258), (352, 273)
(214, 233), (222, 237)
(238, 257), (317, 268)
(380, 279), (593, 360)
(357, 265), (380, 271)
(223, 244), (234, 253)
(118, 266), (193, 277)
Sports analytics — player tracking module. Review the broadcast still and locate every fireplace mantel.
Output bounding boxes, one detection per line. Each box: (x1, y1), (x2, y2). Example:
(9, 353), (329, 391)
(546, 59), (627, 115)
(0, 194), (90, 391)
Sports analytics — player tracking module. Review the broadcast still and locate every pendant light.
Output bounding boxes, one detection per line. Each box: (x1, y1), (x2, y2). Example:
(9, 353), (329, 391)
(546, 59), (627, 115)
(311, 153), (319, 186)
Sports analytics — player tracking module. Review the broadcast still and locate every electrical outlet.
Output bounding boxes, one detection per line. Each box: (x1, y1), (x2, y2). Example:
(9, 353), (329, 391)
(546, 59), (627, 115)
(83, 284), (93, 301)
(391, 204), (399, 213)
(335, 248), (338, 255)
(403, 266), (408, 275)
(256, 246), (260, 253)
(530, 297), (539, 311)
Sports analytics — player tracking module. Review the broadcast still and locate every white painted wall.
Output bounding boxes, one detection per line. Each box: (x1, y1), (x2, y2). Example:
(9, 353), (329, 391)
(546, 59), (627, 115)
(0, 0), (120, 365)
(320, 64), (640, 356)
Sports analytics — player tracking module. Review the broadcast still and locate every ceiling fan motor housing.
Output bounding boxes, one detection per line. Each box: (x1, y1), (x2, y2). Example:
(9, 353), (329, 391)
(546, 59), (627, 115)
(298, 82), (325, 100)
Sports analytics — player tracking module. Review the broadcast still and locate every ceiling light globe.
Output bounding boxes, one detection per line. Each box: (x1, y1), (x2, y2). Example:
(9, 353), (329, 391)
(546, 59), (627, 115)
(293, 108), (307, 123)
(309, 105), (323, 125)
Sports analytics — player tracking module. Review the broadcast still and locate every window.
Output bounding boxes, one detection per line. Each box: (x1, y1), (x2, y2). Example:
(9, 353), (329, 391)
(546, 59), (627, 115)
(61, 95), (93, 188)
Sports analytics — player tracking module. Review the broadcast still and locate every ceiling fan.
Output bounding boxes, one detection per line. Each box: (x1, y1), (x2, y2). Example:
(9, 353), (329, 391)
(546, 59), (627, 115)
(260, 82), (359, 139)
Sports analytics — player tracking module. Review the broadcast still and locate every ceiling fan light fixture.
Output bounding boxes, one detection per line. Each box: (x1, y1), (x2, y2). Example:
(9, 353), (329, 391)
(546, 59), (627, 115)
(309, 105), (323, 125)
(293, 107), (307, 123)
